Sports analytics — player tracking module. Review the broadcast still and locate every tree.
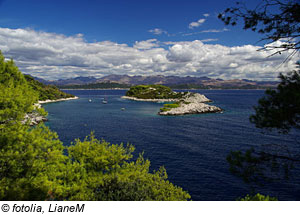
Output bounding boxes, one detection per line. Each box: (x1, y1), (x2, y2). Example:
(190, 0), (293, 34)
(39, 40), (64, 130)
(250, 63), (300, 133)
(0, 51), (38, 123)
(219, 0), (300, 199)
(61, 134), (190, 201)
(238, 193), (278, 201)
(0, 123), (67, 200)
(218, 0), (300, 59)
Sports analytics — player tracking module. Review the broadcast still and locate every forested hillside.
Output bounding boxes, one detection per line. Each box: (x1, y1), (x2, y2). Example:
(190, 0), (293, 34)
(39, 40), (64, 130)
(24, 75), (74, 101)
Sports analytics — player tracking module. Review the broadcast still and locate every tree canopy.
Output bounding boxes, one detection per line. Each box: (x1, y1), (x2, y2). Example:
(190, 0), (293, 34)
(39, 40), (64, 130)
(219, 0), (300, 200)
(0, 51), (38, 123)
(250, 64), (300, 133)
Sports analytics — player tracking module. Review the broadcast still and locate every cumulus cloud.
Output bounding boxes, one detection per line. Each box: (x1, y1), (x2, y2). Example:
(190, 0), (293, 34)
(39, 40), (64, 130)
(203, 13), (210, 17)
(188, 19), (206, 29)
(0, 27), (298, 81)
(148, 28), (168, 35)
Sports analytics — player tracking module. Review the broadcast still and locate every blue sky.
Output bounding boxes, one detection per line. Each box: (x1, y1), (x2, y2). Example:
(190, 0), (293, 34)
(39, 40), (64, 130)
(0, 0), (298, 80)
(0, 0), (262, 46)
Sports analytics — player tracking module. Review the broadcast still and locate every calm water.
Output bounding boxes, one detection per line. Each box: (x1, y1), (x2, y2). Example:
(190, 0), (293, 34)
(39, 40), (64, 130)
(43, 89), (300, 200)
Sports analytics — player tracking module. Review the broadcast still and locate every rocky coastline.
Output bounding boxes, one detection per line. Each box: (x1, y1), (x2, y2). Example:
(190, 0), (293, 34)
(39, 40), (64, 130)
(23, 96), (79, 125)
(22, 112), (48, 126)
(122, 92), (222, 116)
(158, 101), (222, 116)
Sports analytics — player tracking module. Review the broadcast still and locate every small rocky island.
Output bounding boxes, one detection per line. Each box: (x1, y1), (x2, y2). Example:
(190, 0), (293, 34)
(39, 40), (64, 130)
(122, 85), (222, 115)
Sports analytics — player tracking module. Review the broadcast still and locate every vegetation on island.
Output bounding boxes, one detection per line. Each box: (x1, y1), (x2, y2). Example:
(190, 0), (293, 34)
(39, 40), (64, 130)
(24, 75), (75, 101)
(160, 103), (180, 112)
(125, 85), (188, 99)
(0, 51), (190, 201)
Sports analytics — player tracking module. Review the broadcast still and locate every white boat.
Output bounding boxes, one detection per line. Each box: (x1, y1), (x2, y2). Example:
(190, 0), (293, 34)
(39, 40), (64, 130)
(102, 98), (108, 104)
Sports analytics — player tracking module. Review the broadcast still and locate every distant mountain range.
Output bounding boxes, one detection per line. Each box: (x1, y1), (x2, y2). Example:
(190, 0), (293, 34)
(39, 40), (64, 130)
(31, 74), (278, 89)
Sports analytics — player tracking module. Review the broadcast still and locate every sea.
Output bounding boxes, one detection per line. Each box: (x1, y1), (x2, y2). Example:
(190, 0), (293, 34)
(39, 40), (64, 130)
(43, 89), (300, 201)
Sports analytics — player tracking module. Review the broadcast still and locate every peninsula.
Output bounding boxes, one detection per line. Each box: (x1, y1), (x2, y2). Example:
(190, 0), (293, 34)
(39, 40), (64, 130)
(122, 85), (222, 115)
(22, 75), (78, 125)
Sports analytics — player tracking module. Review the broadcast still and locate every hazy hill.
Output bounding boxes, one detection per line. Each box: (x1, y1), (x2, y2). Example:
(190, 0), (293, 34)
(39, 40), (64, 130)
(27, 75), (278, 89)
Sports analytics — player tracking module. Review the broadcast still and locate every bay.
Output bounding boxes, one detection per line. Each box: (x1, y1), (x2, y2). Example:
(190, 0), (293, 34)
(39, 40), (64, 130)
(43, 89), (300, 201)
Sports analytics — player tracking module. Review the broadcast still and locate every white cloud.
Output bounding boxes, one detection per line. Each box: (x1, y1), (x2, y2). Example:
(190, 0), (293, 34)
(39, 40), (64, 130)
(229, 63), (238, 68)
(201, 28), (229, 33)
(183, 28), (229, 36)
(200, 38), (218, 42)
(203, 13), (210, 17)
(188, 19), (206, 29)
(148, 28), (168, 35)
(133, 39), (159, 50)
(0, 27), (298, 81)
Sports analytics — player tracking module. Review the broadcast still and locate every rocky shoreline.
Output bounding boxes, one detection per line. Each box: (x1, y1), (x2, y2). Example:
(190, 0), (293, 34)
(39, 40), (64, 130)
(122, 92), (222, 116)
(22, 112), (48, 126)
(158, 102), (222, 116)
(23, 96), (79, 125)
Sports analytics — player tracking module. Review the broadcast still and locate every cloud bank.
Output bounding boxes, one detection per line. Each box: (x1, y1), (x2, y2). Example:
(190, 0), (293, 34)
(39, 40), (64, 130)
(0, 27), (298, 80)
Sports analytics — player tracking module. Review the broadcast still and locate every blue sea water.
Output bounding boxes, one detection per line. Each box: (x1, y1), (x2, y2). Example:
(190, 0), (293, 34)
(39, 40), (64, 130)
(43, 89), (300, 201)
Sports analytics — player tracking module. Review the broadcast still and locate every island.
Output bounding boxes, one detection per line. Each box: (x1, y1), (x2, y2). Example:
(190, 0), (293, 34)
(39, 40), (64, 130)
(122, 85), (222, 115)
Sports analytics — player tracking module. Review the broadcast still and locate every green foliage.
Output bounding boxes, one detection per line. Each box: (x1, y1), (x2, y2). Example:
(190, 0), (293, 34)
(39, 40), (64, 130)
(126, 85), (187, 99)
(24, 75), (74, 101)
(238, 193), (278, 201)
(0, 51), (38, 122)
(0, 129), (191, 200)
(250, 66), (300, 133)
(61, 134), (190, 201)
(160, 103), (180, 112)
(0, 123), (67, 200)
(163, 103), (180, 108)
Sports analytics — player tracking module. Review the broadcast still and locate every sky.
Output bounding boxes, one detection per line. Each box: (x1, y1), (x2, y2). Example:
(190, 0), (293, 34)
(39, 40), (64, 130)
(0, 0), (298, 80)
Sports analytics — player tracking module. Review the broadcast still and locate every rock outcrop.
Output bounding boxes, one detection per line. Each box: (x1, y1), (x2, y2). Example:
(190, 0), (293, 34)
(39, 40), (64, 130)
(123, 91), (222, 116)
(158, 101), (222, 116)
(22, 96), (79, 125)
(158, 93), (222, 116)
(22, 112), (48, 125)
